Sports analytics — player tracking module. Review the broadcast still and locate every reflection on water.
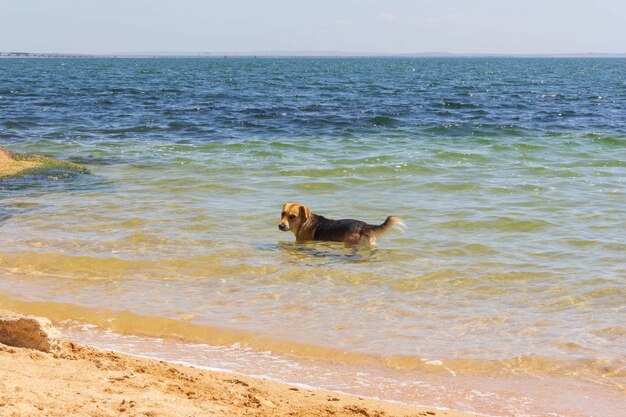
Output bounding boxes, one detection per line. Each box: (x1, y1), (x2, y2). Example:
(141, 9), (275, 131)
(276, 241), (381, 262)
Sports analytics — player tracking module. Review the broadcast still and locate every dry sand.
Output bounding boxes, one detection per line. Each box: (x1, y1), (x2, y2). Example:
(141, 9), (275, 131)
(0, 311), (482, 417)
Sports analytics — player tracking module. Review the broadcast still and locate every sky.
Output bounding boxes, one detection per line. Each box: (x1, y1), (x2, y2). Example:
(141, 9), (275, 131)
(1, 0), (625, 55)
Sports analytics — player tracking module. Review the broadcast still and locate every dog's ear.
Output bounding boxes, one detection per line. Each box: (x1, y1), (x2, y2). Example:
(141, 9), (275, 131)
(299, 205), (311, 221)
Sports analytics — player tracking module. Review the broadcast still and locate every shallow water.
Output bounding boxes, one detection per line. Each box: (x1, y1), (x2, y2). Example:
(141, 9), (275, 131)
(1, 58), (625, 416)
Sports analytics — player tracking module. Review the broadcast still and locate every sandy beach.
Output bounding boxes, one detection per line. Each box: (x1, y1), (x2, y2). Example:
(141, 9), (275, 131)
(0, 311), (481, 417)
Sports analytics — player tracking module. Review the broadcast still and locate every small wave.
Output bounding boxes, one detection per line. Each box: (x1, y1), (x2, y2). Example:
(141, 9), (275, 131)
(0, 249), (280, 281)
(506, 139), (545, 150)
(238, 120), (264, 128)
(390, 270), (460, 291)
(100, 125), (160, 134)
(563, 239), (601, 248)
(369, 116), (398, 126)
(63, 155), (130, 166)
(423, 182), (478, 191)
(108, 87), (146, 95)
(441, 100), (480, 109)
(590, 135), (626, 146)
(296, 181), (343, 191)
(299, 104), (322, 112)
(433, 151), (491, 163)
(521, 166), (585, 177)
(547, 287), (626, 308)
(437, 217), (554, 232)
(540, 93), (563, 99)
(34, 101), (70, 107)
(592, 326), (626, 338)
(3, 121), (38, 129)
(163, 106), (213, 114)
(119, 233), (178, 246)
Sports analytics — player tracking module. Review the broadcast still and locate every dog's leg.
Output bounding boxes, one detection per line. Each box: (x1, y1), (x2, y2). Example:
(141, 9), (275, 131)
(347, 234), (376, 251)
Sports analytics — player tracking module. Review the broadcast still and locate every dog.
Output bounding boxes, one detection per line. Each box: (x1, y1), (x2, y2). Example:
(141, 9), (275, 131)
(278, 202), (403, 247)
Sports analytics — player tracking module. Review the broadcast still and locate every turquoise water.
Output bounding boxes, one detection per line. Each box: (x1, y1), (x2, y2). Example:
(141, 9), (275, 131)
(1, 58), (625, 416)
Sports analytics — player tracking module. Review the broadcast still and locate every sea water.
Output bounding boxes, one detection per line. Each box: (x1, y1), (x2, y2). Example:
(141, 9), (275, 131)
(1, 58), (624, 416)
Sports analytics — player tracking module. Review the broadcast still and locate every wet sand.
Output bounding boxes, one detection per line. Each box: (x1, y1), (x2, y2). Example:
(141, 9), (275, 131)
(0, 312), (481, 417)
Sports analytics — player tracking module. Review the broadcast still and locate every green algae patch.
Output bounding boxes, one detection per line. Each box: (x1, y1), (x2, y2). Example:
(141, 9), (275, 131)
(0, 146), (90, 179)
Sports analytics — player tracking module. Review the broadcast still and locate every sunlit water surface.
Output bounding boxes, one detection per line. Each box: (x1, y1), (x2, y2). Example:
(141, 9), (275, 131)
(1, 58), (625, 416)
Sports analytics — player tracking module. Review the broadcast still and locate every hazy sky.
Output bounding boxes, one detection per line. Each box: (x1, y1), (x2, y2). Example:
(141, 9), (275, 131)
(1, 0), (624, 54)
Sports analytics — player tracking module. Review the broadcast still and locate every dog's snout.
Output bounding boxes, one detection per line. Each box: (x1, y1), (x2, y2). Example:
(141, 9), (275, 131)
(278, 223), (286, 231)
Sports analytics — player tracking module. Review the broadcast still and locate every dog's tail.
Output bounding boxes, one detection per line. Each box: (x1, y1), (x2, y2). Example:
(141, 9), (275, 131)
(367, 216), (405, 238)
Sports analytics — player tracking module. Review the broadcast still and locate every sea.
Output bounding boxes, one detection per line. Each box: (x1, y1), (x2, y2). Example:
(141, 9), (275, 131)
(0, 57), (624, 417)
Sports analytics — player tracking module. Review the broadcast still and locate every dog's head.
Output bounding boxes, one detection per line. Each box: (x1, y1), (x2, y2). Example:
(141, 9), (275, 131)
(279, 202), (311, 233)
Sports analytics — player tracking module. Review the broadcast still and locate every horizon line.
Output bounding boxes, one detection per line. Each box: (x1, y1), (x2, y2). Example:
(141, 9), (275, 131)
(2, 51), (626, 58)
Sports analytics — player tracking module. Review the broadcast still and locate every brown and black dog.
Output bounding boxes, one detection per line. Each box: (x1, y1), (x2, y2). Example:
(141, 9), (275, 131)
(279, 202), (403, 247)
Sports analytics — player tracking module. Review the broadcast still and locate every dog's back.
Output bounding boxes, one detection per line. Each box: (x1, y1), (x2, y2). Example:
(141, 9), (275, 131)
(313, 216), (367, 242)
(313, 215), (403, 246)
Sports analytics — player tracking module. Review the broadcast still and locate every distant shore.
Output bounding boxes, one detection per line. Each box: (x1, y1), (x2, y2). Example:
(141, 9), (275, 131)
(2, 51), (626, 59)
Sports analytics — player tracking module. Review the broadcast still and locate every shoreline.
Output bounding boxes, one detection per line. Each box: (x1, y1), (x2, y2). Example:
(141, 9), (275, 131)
(0, 310), (481, 417)
(2, 292), (625, 417)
